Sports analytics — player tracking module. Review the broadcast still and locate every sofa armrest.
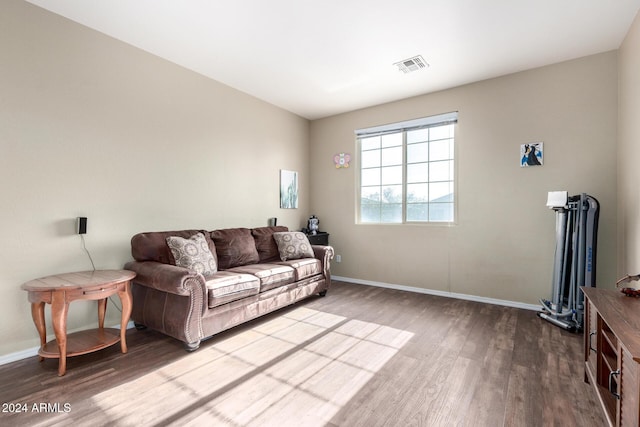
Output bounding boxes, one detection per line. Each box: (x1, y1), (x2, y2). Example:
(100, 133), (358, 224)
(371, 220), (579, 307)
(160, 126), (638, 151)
(124, 260), (206, 297)
(312, 245), (334, 281)
(124, 260), (207, 345)
(312, 244), (334, 262)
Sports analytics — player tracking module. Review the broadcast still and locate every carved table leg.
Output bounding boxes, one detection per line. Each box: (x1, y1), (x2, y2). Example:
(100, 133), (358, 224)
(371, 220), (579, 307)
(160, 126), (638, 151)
(97, 297), (107, 330)
(118, 281), (133, 353)
(50, 290), (69, 376)
(30, 302), (46, 362)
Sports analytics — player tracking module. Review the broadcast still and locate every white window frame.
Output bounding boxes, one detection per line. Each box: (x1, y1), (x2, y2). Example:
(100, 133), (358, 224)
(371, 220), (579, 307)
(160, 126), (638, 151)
(355, 112), (458, 225)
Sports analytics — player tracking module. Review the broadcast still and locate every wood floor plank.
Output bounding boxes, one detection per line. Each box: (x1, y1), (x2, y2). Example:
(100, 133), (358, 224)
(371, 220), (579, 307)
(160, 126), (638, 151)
(329, 354), (423, 427)
(463, 347), (512, 426)
(391, 350), (461, 426)
(0, 281), (607, 427)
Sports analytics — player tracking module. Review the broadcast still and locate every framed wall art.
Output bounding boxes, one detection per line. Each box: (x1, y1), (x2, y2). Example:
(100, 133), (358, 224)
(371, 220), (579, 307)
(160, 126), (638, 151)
(280, 169), (298, 209)
(521, 142), (543, 167)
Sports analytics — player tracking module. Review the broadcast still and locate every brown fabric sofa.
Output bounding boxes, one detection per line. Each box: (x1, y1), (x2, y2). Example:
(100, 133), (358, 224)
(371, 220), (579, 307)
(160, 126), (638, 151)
(124, 226), (334, 351)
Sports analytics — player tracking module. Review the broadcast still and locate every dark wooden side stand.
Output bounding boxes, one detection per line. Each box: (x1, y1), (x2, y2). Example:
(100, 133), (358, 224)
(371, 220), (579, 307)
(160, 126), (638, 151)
(306, 232), (329, 246)
(582, 287), (640, 426)
(20, 270), (135, 376)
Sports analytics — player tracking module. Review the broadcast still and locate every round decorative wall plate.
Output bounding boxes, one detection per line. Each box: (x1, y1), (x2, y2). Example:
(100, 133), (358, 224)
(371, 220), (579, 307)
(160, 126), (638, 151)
(334, 153), (351, 168)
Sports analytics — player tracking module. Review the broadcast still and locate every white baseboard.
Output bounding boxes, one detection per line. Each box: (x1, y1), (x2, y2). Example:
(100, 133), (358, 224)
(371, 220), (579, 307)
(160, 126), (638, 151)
(0, 320), (136, 366)
(0, 347), (39, 367)
(332, 275), (541, 312)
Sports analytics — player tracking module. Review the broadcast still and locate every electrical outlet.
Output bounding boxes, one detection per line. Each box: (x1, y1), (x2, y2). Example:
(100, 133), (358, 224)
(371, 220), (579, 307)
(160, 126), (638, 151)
(335, 254), (342, 263)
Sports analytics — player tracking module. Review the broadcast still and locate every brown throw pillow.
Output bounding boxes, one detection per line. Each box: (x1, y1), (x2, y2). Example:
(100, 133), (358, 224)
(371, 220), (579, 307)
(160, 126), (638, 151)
(252, 226), (289, 262)
(273, 232), (314, 261)
(166, 233), (217, 278)
(210, 228), (260, 269)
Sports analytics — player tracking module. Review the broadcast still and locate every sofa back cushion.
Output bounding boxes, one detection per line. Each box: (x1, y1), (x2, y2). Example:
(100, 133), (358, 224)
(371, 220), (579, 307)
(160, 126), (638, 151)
(131, 230), (216, 265)
(210, 228), (260, 270)
(252, 226), (289, 262)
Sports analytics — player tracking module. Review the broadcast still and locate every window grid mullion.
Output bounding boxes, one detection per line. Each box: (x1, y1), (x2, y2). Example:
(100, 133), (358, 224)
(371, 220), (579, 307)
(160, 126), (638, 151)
(402, 131), (407, 223)
(427, 129), (431, 221)
(378, 144), (383, 222)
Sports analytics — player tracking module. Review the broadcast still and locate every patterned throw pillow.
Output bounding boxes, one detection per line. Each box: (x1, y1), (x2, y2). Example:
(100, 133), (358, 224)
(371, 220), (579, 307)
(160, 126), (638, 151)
(273, 232), (314, 261)
(166, 232), (217, 277)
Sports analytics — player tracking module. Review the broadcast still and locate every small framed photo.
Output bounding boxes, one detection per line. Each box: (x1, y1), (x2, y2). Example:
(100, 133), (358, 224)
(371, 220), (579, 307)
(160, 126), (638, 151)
(280, 170), (298, 209)
(521, 142), (543, 167)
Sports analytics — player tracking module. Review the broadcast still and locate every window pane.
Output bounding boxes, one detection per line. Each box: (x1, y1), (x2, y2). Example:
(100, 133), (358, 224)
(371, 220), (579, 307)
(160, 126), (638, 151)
(361, 204), (381, 223)
(429, 203), (454, 222)
(407, 163), (428, 183)
(407, 142), (428, 163)
(429, 160), (453, 182)
(361, 150), (380, 168)
(381, 165), (402, 185)
(381, 204), (402, 223)
(407, 203), (428, 221)
(361, 136), (380, 150)
(361, 168), (380, 186)
(407, 183), (428, 202)
(381, 185), (402, 203)
(407, 128), (429, 144)
(381, 132), (402, 148)
(430, 139), (452, 161)
(429, 182), (453, 202)
(357, 117), (455, 224)
(430, 124), (454, 141)
(361, 187), (380, 204)
(381, 146), (402, 166)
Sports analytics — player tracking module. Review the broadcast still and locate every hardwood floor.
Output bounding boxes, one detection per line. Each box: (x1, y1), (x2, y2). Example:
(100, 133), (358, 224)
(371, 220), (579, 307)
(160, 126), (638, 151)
(0, 281), (606, 426)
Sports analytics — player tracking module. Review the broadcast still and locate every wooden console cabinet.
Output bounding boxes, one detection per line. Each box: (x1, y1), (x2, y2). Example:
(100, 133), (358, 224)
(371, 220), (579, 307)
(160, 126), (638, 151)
(582, 287), (640, 426)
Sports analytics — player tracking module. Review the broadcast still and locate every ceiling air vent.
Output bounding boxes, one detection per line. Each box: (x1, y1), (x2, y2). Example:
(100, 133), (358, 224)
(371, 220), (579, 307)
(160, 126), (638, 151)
(394, 55), (429, 74)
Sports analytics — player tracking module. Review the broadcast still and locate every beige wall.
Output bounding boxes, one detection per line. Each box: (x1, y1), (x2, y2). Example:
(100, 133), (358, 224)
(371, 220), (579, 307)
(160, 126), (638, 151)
(0, 0), (310, 356)
(310, 52), (618, 305)
(618, 12), (640, 276)
(1, 0), (632, 359)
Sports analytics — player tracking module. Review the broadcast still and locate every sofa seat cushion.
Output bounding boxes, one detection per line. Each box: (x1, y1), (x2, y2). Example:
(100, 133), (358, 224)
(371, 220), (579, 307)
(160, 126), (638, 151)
(227, 263), (295, 293)
(205, 271), (260, 308)
(277, 258), (322, 281)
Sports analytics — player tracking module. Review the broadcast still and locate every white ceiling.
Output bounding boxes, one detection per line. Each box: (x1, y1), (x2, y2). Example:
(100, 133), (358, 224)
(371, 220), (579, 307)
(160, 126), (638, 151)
(26, 0), (640, 120)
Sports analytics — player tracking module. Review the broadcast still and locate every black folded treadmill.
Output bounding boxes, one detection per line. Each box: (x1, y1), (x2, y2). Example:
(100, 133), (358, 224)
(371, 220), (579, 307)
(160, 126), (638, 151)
(539, 192), (599, 331)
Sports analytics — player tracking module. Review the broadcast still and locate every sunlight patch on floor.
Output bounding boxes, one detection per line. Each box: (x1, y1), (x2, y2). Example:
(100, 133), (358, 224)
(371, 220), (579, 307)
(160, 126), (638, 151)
(89, 307), (414, 426)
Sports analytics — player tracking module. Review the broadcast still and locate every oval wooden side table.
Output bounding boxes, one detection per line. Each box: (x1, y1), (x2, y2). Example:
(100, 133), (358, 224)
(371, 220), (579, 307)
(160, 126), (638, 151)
(20, 269), (135, 376)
